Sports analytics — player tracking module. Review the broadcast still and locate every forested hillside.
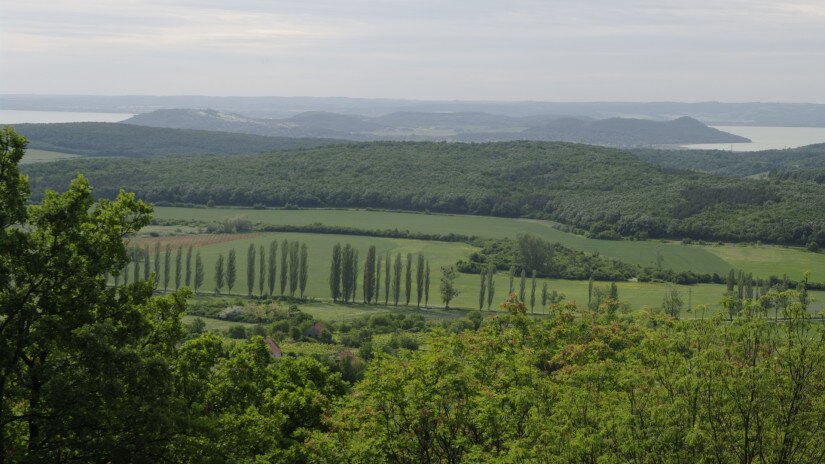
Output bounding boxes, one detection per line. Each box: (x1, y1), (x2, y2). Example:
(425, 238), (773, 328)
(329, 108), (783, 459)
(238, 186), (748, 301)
(634, 143), (825, 176)
(24, 140), (825, 246)
(12, 122), (344, 157)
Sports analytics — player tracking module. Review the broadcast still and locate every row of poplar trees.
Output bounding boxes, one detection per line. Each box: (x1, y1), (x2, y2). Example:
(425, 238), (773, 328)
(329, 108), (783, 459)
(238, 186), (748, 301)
(329, 244), (432, 308)
(114, 244), (206, 293)
(215, 240), (309, 297)
(477, 265), (560, 313)
(113, 239), (309, 298)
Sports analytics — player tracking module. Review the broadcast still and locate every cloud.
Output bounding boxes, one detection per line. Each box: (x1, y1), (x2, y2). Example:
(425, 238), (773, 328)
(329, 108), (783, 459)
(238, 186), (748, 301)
(1, 0), (823, 101)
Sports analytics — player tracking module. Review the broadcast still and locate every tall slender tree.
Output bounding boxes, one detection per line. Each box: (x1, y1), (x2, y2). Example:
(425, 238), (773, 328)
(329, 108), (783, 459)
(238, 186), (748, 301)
(508, 265), (515, 294)
(384, 252), (391, 305)
(341, 244), (353, 302)
(258, 245), (266, 296)
(226, 248), (236, 294)
(530, 270), (537, 312)
(174, 245), (182, 290)
(215, 254), (225, 294)
(479, 269), (486, 311)
(268, 240), (277, 296)
(351, 250), (359, 302)
(416, 253), (424, 309)
(124, 250), (131, 285)
(541, 282), (549, 308)
(280, 239), (288, 295)
(363, 246), (376, 304)
(330, 243), (342, 302)
(153, 242), (161, 286)
(289, 241), (300, 296)
(519, 269), (526, 301)
(246, 243), (256, 296)
(375, 254), (382, 305)
(132, 247), (140, 284)
(487, 265), (495, 310)
(392, 253), (402, 306)
(588, 276), (594, 307)
(185, 245), (193, 287)
(194, 252), (204, 294)
(299, 243), (308, 298)
(424, 260), (431, 309)
(163, 243), (171, 292)
(404, 253), (412, 306)
(143, 244), (150, 281)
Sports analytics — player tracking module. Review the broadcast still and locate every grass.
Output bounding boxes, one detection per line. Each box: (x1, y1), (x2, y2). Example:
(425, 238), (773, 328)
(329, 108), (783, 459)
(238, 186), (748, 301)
(20, 149), (80, 164)
(153, 206), (825, 281)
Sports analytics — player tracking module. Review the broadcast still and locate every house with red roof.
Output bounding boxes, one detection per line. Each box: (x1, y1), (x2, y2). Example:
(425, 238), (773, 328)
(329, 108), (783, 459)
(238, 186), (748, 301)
(264, 337), (282, 358)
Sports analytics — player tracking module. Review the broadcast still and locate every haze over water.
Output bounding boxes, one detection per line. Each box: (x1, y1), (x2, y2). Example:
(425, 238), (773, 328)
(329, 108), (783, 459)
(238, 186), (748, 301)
(684, 126), (825, 152)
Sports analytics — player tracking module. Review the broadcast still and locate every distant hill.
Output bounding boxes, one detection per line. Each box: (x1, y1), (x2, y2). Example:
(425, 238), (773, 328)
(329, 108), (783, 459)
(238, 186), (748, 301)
(11, 122), (344, 157)
(22, 140), (825, 246)
(124, 109), (749, 146)
(6, 95), (825, 126)
(634, 143), (825, 177)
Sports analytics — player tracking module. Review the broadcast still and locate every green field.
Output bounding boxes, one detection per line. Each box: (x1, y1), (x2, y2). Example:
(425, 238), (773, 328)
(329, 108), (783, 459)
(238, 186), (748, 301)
(153, 206), (824, 282)
(121, 229), (825, 316)
(20, 149), (80, 164)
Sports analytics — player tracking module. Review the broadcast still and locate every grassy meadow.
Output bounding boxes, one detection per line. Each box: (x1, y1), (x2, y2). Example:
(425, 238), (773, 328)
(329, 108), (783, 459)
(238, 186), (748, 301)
(153, 206), (824, 281)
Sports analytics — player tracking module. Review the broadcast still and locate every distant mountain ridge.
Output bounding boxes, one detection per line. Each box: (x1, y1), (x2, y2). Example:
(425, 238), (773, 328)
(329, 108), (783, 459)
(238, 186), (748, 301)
(11, 122), (345, 157)
(5, 95), (825, 126)
(123, 109), (749, 146)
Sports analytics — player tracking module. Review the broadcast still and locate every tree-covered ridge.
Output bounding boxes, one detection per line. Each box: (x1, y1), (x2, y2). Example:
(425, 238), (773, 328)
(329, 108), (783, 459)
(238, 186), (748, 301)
(634, 143), (825, 177)
(10, 122), (344, 157)
(24, 140), (825, 246)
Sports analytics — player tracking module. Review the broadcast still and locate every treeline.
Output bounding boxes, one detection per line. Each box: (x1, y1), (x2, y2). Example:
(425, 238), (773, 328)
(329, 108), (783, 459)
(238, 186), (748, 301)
(12, 122), (342, 157)
(459, 234), (727, 285)
(116, 239), (310, 298)
(329, 244), (432, 308)
(24, 140), (825, 246)
(633, 143), (825, 177)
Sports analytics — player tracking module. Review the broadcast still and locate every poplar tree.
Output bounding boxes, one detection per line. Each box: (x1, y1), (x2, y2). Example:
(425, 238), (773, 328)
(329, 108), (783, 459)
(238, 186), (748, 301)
(215, 254), (225, 294)
(299, 243), (308, 298)
(280, 239), (288, 295)
(194, 252), (204, 294)
(541, 282), (549, 308)
(227, 248), (236, 294)
(424, 260), (431, 308)
(486, 265), (495, 311)
(330, 244), (342, 301)
(268, 240), (277, 296)
(404, 253), (412, 306)
(588, 276), (594, 307)
(726, 269), (736, 293)
(530, 270), (537, 312)
(416, 253), (424, 309)
(375, 254), (382, 304)
(519, 268), (526, 302)
(384, 252), (391, 305)
(246, 243), (256, 296)
(123, 251), (131, 285)
(174, 245), (182, 290)
(163, 243), (171, 292)
(393, 253), (402, 306)
(153, 242), (161, 286)
(143, 244), (150, 281)
(185, 245), (193, 287)
(508, 265), (515, 294)
(341, 244), (352, 302)
(132, 248), (140, 284)
(289, 241), (299, 297)
(364, 246), (376, 304)
(479, 269), (486, 311)
(351, 250), (359, 301)
(258, 245), (265, 296)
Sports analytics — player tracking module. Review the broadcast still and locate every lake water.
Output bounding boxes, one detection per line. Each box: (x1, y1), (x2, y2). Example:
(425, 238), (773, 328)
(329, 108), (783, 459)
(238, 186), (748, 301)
(0, 109), (134, 124)
(683, 126), (825, 152)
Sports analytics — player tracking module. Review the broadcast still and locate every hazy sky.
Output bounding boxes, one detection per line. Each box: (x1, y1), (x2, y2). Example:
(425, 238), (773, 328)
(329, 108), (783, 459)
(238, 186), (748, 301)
(1, 0), (824, 101)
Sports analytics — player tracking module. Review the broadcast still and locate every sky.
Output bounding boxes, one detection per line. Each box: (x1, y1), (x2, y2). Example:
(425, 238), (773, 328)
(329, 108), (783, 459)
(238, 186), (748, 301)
(1, 0), (824, 102)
